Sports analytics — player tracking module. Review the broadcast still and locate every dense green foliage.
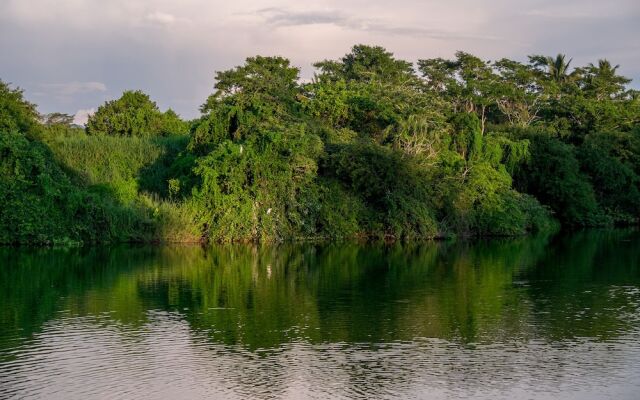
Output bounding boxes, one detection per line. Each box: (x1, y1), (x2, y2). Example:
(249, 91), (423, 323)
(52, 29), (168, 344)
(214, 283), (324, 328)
(0, 81), (194, 245)
(86, 90), (188, 137)
(1, 44), (639, 245)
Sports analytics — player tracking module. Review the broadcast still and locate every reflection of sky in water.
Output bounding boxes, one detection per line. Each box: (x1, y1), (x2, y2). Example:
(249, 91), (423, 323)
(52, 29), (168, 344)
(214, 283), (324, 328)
(1, 230), (639, 399)
(2, 312), (640, 399)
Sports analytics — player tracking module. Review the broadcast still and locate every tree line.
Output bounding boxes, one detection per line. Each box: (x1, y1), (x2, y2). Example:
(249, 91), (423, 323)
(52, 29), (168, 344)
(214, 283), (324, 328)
(1, 45), (639, 245)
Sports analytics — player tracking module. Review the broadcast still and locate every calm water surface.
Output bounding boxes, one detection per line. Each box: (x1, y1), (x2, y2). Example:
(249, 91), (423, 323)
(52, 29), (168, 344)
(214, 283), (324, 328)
(1, 230), (639, 399)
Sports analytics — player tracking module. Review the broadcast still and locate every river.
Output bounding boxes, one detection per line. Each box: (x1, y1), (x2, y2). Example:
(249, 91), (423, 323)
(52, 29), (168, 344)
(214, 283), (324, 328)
(1, 229), (639, 399)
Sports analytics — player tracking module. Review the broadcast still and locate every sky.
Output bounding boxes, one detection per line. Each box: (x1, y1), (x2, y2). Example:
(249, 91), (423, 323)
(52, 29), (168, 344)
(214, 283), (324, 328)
(1, 0), (639, 124)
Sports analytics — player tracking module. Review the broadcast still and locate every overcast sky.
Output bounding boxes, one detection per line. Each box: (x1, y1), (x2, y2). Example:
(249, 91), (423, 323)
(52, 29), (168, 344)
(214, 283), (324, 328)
(1, 0), (639, 123)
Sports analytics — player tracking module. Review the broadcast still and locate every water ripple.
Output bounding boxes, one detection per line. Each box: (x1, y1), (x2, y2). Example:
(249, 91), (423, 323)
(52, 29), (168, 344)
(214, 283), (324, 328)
(1, 311), (640, 399)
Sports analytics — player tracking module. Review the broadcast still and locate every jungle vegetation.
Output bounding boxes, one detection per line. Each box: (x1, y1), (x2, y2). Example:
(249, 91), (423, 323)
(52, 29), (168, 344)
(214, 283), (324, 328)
(1, 45), (639, 245)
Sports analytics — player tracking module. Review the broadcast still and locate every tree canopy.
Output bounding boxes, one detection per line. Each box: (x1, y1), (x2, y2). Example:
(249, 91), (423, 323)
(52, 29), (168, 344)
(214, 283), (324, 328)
(86, 90), (188, 137)
(2, 44), (640, 245)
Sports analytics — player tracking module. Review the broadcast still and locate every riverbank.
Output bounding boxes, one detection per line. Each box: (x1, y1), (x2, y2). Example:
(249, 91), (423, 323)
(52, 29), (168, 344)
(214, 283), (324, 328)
(3, 46), (639, 245)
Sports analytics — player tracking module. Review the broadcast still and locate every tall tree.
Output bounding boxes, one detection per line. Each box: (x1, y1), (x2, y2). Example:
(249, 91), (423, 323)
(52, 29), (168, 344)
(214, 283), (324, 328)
(315, 45), (415, 85)
(42, 112), (74, 126)
(579, 59), (631, 100)
(419, 52), (499, 133)
(493, 59), (544, 127)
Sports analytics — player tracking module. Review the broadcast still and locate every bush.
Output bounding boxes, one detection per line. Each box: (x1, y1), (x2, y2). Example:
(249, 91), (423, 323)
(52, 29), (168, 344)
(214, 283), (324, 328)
(514, 134), (605, 226)
(577, 134), (640, 223)
(86, 90), (188, 137)
(322, 142), (439, 239)
(0, 131), (117, 244)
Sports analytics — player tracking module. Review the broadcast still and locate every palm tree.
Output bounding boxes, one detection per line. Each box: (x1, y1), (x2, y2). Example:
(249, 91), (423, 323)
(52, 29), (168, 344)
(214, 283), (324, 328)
(583, 59), (630, 99)
(529, 54), (574, 83)
(591, 59), (619, 75)
(549, 54), (573, 83)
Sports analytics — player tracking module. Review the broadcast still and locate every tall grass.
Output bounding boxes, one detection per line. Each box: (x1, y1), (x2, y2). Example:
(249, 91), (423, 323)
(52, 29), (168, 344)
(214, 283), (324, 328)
(44, 132), (201, 243)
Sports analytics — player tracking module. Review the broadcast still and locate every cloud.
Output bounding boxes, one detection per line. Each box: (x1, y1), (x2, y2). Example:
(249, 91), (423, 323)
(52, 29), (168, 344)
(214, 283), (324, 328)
(522, 0), (637, 20)
(257, 8), (348, 26)
(145, 11), (177, 26)
(73, 108), (95, 126)
(41, 81), (107, 96)
(0, 0), (638, 118)
(254, 7), (495, 41)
